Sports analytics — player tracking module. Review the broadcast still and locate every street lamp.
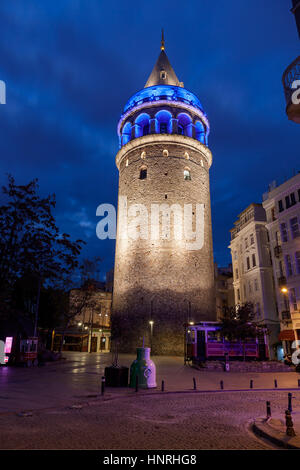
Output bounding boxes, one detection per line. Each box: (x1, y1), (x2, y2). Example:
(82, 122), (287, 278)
(149, 320), (154, 350)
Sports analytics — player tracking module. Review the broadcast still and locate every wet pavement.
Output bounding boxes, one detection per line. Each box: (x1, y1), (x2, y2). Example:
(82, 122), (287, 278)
(0, 352), (300, 414)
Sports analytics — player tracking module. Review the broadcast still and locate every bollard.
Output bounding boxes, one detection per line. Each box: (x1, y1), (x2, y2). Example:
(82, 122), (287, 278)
(250, 379), (253, 389)
(285, 409), (296, 437)
(288, 392), (293, 412)
(101, 376), (105, 396)
(274, 379), (278, 389)
(135, 374), (139, 392)
(266, 401), (271, 419)
(193, 377), (197, 390)
(220, 380), (224, 390)
(161, 380), (165, 392)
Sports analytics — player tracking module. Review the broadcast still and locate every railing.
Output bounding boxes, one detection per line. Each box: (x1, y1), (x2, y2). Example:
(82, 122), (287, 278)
(274, 245), (282, 258)
(282, 56), (300, 105)
(278, 276), (287, 287)
(281, 310), (291, 320)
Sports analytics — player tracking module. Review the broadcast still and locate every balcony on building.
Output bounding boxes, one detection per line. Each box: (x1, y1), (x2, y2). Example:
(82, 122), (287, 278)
(281, 310), (291, 320)
(282, 55), (300, 124)
(278, 276), (287, 287)
(274, 245), (282, 258)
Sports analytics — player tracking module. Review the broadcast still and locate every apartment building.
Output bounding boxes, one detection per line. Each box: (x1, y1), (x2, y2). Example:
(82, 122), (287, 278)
(229, 203), (279, 358)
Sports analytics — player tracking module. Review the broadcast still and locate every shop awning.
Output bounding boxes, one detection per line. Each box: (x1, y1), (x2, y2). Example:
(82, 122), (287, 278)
(278, 330), (295, 341)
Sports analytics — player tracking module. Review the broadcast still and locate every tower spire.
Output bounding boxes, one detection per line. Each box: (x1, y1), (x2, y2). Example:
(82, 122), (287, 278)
(161, 29), (165, 51)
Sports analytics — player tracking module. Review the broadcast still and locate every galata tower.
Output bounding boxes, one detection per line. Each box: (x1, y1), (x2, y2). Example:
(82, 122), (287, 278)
(112, 33), (216, 355)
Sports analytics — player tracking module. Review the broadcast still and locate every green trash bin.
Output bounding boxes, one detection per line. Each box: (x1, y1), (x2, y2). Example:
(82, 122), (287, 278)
(130, 347), (157, 389)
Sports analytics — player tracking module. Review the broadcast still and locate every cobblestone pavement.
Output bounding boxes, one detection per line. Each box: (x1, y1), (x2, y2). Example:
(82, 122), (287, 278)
(1, 390), (299, 449)
(0, 352), (299, 413)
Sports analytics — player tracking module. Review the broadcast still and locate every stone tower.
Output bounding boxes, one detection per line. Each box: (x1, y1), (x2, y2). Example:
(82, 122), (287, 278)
(112, 34), (215, 355)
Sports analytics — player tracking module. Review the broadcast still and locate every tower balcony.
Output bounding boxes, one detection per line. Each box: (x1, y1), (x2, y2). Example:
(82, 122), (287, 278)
(282, 56), (300, 124)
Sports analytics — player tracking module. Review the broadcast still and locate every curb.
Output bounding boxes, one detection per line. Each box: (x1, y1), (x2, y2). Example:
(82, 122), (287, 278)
(252, 420), (300, 450)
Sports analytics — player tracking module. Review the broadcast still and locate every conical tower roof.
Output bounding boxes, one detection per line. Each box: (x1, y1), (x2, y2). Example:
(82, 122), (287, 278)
(144, 31), (183, 88)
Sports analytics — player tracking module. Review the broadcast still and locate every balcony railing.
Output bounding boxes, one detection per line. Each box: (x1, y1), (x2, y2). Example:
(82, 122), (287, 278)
(282, 56), (300, 124)
(274, 245), (282, 258)
(281, 310), (291, 320)
(278, 276), (287, 287)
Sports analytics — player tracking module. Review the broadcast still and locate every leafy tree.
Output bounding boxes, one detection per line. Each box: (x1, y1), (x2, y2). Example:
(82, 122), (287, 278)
(219, 302), (265, 361)
(0, 175), (84, 334)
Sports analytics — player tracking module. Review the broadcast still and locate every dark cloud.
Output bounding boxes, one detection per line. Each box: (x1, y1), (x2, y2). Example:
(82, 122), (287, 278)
(0, 0), (299, 274)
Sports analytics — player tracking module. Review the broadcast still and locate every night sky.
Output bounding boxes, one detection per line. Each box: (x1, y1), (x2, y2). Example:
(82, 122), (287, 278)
(0, 0), (299, 279)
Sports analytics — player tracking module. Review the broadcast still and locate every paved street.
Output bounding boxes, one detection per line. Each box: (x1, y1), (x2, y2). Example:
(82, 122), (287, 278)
(1, 352), (300, 449)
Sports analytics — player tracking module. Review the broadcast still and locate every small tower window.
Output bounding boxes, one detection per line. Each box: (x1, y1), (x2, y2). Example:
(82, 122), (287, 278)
(160, 122), (168, 133)
(143, 124), (149, 135)
(160, 70), (167, 80)
(184, 169), (191, 181)
(162, 149), (169, 157)
(140, 167), (147, 180)
(178, 125), (184, 135)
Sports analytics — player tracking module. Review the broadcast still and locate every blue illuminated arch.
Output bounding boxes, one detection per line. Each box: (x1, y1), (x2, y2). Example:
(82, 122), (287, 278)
(195, 120), (206, 144)
(155, 110), (172, 134)
(177, 113), (192, 137)
(135, 113), (150, 137)
(122, 121), (132, 146)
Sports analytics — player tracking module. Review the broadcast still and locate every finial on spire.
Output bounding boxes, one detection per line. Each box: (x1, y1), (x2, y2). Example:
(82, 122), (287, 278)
(161, 29), (165, 51)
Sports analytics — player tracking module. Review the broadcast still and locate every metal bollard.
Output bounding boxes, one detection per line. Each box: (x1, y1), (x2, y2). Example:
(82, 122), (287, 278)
(274, 379), (278, 389)
(161, 380), (165, 392)
(288, 392), (293, 412)
(220, 380), (224, 390)
(135, 374), (139, 392)
(101, 376), (105, 396)
(266, 401), (271, 419)
(193, 377), (197, 390)
(250, 379), (253, 389)
(285, 409), (296, 437)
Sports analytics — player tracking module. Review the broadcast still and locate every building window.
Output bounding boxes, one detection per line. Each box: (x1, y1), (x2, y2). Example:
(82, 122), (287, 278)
(160, 122), (168, 133)
(295, 251), (300, 275)
(285, 195), (291, 209)
(139, 167), (147, 180)
(278, 200), (284, 212)
(143, 124), (149, 135)
(291, 192), (297, 206)
(160, 70), (167, 80)
(290, 217), (300, 239)
(280, 222), (288, 242)
(250, 234), (254, 245)
(245, 238), (248, 249)
(285, 254), (293, 277)
(184, 169), (191, 180)
(256, 302), (261, 318)
(290, 288), (297, 311)
(252, 254), (256, 267)
(178, 125), (184, 135)
(246, 257), (250, 270)
(271, 208), (276, 221)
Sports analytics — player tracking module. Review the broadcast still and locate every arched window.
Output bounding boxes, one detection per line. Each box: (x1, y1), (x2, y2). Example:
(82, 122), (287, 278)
(121, 121), (132, 146)
(135, 113), (150, 138)
(177, 113), (192, 137)
(155, 110), (172, 135)
(139, 166), (147, 180)
(184, 168), (191, 180)
(195, 120), (206, 144)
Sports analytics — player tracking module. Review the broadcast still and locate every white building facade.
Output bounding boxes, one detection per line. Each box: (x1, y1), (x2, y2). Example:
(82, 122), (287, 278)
(262, 173), (300, 356)
(229, 203), (279, 359)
